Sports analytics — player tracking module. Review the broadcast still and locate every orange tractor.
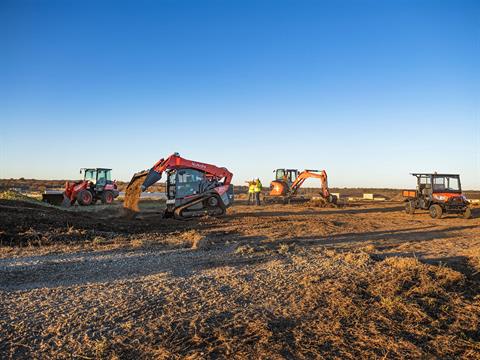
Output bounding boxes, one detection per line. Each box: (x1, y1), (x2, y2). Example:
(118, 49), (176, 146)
(264, 168), (337, 204)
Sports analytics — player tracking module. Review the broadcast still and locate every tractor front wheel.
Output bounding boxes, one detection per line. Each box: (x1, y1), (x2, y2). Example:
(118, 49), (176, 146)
(77, 190), (93, 206)
(429, 204), (443, 219)
(463, 207), (472, 219)
(101, 190), (115, 205)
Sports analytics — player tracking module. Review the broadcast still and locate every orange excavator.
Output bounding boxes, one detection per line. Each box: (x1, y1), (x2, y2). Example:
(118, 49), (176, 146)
(264, 168), (337, 204)
(124, 153), (234, 219)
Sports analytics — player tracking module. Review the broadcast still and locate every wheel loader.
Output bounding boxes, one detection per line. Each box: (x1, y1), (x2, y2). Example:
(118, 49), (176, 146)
(124, 153), (234, 219)
(42, 168), (119, 206)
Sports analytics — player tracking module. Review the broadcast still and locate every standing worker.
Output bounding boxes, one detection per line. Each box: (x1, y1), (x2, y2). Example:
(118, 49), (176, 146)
(254, 178), (262, 206)
(246, 180), (256, 205)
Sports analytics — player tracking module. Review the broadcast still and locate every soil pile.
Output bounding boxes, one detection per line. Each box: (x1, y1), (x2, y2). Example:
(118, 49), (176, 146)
(0, 190), (37, 202)
(123, 174), (146, 213)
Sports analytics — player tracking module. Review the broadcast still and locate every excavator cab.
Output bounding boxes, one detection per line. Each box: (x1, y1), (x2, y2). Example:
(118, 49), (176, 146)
(274, 169), (299, 186)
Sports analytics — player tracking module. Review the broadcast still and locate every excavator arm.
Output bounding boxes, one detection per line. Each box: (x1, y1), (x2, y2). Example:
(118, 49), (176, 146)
(290, 170), (330, 198)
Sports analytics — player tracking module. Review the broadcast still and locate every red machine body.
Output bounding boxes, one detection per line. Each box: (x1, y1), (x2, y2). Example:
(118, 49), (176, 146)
(126, 153), (234, 218)
(63, 168), (119, 206)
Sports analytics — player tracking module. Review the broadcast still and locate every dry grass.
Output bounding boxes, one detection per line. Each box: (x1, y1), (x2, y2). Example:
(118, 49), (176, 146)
(1, 198), (480, 358)
(1, 249), (479, 359)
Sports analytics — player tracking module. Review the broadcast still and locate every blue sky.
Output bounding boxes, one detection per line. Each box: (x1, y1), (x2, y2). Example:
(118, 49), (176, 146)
(1, 0), (479, 188)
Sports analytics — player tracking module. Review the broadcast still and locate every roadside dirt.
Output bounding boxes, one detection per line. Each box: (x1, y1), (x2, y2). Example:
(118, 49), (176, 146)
(1, 198), (479, 358)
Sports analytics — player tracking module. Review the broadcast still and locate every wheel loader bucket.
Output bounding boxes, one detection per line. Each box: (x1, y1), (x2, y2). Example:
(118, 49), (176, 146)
(41, 192), (66, 206)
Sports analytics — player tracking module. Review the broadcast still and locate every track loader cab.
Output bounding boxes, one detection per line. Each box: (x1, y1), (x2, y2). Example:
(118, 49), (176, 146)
(164, 167), (234, 218)
(403, 173), (471, 219)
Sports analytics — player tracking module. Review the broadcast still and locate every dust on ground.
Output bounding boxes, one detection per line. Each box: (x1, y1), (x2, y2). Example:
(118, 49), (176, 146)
(1, 196), (480, 359)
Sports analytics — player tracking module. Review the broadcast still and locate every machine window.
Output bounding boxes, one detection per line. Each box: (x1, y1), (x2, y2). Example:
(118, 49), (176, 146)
(276, 169), (286, 181)
(175, 169), (205, 198)
(433, 176), (460, 192)
(84, 169), (96, 182)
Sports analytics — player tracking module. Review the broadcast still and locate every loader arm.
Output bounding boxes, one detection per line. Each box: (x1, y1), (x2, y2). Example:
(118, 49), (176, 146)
(290, 170), (330, 198)
(138, 153), (233, 192)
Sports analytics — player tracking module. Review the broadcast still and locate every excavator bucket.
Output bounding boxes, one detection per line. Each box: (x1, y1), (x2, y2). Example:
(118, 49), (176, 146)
(123, 170), (149, 213)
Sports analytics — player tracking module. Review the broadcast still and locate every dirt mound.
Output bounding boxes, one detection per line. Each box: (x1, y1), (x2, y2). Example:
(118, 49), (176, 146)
(123, 174), (147, 213)
(0, 190), (38, 203)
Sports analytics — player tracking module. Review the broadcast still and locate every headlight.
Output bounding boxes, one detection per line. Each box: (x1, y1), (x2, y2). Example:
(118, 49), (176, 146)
(433, 194), (447, 201)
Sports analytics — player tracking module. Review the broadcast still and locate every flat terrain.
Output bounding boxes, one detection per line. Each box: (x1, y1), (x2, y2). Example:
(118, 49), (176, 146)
(1, 197), (479, 359)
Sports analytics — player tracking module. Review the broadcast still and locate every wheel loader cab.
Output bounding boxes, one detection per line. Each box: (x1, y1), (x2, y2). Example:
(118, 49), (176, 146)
(81, 168), (112, 186)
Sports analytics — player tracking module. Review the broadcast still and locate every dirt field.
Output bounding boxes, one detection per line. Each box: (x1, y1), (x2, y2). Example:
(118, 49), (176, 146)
(1, 196), (479, 359)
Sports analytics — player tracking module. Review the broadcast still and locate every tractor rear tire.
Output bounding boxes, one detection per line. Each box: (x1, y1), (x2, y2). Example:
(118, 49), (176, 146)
(463, 207), (472, 219)
(429, 204), (443, 219)
(405, 201), (415, 215)
(101, 190), (115, 205)
(77, 190), (93, 206)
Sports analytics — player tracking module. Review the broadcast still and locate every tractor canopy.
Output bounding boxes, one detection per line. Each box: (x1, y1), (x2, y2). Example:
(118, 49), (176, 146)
(411, 173), (462, 194)
(81, 168), (112, 185)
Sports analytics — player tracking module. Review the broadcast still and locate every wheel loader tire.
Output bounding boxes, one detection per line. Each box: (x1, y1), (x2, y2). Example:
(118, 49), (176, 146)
(405, 201), (415, 215)
(77, 190), (93, 206)
(429, 204), (443, 219)
(463, 207), (472, 219)
(101, 190), (115, 205)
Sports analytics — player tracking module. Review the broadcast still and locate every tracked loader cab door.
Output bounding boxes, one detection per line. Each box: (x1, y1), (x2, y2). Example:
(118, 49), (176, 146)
(167, 169), (206, 200)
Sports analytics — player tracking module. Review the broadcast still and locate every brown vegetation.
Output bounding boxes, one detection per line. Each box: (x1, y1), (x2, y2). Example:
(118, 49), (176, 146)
(1, 191), (479, 359)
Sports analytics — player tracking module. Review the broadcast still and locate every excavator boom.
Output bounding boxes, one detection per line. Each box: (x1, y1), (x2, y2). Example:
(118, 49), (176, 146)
(291, 170), (330, 198)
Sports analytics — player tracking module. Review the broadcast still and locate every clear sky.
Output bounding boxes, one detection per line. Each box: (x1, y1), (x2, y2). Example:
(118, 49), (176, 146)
(1, 0), (479, 189)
